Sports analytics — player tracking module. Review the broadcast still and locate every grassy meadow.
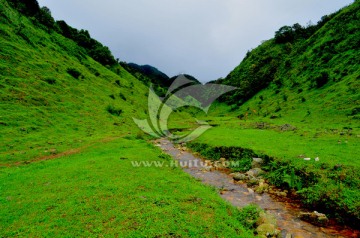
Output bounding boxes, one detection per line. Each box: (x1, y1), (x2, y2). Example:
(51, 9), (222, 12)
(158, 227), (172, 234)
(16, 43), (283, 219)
(0, 137), (254, 237)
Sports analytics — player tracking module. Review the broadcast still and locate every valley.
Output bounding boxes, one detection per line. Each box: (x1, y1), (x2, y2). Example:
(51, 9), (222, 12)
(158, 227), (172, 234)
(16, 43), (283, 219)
(1, 0), (359, 237)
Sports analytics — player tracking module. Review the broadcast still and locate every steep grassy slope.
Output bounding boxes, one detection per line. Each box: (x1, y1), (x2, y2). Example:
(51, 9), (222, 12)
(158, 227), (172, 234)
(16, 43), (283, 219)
(0, 0), (150, 165)
(219, 1), (359, 125)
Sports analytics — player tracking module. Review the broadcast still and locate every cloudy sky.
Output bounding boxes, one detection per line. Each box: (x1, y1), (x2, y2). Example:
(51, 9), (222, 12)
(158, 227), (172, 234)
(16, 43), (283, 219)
(37, 0), (353, 82)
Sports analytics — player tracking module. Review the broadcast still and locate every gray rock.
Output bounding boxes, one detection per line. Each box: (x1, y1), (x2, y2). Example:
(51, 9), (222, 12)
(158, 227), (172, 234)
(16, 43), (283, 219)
(247, 168), (264, 177)
(298, 211), (329, 227)
(256, 223), (277, 237)
(246, 170), (254, 177)
(252, 157), (264, 168)
(255, 183), (269, 194)
(232, 173), (247, 181)
(257, 211), (277, 227)
(247, 177), (259, 186)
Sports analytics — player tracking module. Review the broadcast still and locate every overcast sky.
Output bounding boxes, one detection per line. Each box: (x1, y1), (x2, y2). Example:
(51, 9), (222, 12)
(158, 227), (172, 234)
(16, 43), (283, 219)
(37, 0), (353, 83)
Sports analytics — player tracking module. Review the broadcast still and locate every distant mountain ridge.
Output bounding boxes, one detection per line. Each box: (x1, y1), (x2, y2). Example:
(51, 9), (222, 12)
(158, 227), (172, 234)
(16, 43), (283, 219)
(121, 62), (202, 96)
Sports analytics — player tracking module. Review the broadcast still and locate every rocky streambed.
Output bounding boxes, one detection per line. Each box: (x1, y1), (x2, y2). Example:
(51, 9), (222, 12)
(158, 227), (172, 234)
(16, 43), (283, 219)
(156, 138), (359, 238)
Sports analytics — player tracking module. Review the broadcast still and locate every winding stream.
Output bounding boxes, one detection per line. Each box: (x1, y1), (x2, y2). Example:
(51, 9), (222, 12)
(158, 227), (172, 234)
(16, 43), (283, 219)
(156, 139), (359, 238)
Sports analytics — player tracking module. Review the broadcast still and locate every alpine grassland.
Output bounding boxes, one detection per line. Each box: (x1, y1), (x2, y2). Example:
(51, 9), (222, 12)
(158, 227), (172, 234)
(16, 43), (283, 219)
(0, 0), (257, 236)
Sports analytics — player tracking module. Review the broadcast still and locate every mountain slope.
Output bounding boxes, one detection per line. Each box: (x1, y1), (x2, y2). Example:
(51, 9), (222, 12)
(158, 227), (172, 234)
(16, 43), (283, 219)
(218, 1), (359, 126)
(0, 0), (149, 164)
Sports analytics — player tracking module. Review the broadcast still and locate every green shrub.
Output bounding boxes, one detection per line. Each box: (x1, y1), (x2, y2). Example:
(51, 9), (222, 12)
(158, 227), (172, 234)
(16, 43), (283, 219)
(119, 93), (127, 101)
(67, 68), (81, 79)
(349, 107), (360, 116)
(106, 105), (123, 116)
(314, 72), (330, 88)
(236, 204), (261, 229)
(44, 78), (56, 85)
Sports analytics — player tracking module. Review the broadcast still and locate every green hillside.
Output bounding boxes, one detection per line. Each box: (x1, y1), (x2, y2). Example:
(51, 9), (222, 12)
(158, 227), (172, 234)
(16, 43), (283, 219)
(0, 0), (152, 165)
(0, 0), (259, 236)
(218, 1), (359, 124)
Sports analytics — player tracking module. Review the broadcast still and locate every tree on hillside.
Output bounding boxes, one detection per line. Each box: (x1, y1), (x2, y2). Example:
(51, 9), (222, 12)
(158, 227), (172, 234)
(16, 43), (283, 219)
(37, 6), (56, 30)
(275, 25), (295, 43)
(7, 0), (40, 17)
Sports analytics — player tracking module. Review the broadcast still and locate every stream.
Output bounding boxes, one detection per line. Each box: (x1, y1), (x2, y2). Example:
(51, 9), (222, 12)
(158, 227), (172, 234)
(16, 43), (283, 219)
(156, 138), (359, 238)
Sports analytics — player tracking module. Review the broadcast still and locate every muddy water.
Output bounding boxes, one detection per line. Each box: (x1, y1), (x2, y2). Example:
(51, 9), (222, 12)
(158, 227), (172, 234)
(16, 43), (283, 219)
(157, 139), (359, 238)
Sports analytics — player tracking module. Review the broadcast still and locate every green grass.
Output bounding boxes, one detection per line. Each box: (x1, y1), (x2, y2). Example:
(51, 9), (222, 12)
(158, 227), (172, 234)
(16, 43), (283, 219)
(192, 120), (359, 168)
(0, 137), (253, 237)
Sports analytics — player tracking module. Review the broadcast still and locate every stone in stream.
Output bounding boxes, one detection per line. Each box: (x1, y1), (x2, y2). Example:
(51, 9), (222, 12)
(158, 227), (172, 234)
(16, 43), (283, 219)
(256, 223), (279, 237)
(285, 234), (292, 238)
(247, 188), (255, 195)
(202, 166), (214, 172)
(298, 211), (329, 227)
(181, 147), (187, 151)
(255, 212), (281, 238)
(277, 191), (287, 197)
(255, 183), (269, 194)
(257, 211), (277, 227)
(247, 177), (260, 186)
(232, 173), (247, 181)
(246, 168), (264, 177)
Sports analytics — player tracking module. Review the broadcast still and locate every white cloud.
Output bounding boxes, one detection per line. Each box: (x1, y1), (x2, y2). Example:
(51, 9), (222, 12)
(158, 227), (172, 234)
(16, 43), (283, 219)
(38, 0), (354, 82)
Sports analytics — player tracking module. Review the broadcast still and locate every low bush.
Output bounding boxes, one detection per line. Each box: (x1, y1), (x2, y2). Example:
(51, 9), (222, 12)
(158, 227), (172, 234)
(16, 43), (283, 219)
(67, 68), (81, 79)
(106, 105), (123, 116)
(44, 78), (56, 84)
(236, 204), (261, 229)
(119, 93), (127, 101)
(314, 72), (330, 88)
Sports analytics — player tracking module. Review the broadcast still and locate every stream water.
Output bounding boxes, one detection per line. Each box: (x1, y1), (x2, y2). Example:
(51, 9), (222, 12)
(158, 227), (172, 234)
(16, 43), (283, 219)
(156, 139), (359, 238)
